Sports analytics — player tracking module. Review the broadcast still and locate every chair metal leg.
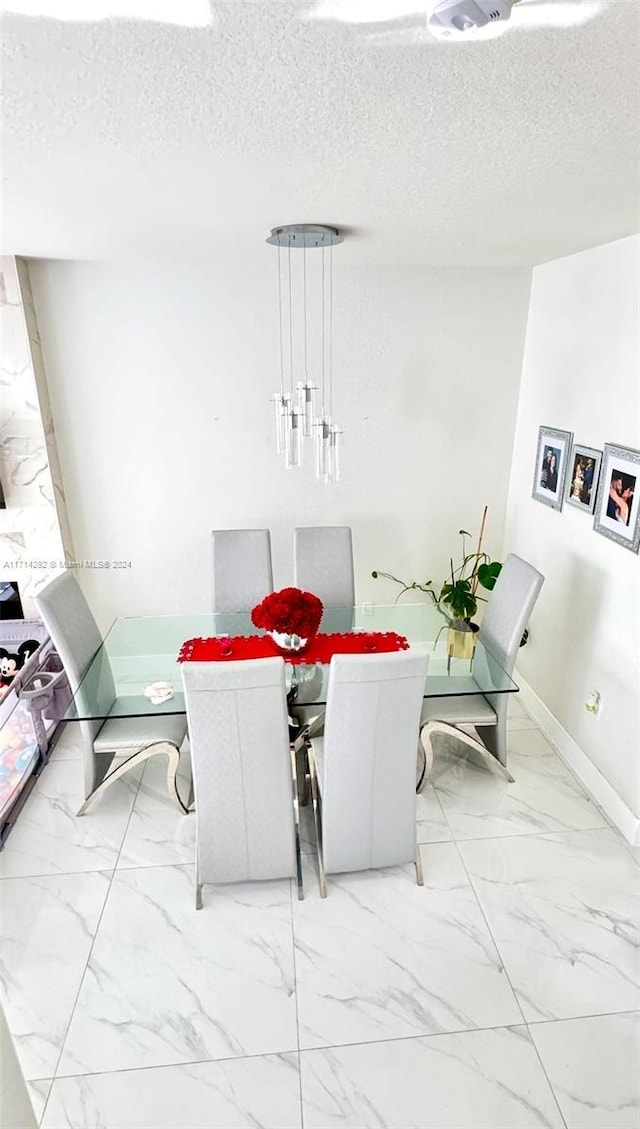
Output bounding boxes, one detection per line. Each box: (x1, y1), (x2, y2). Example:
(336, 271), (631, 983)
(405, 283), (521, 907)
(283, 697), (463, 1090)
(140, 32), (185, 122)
(291, 716), (323, 806)
(195, 851), (203, 910)
(295, 743), (310, 807)
(416, 734), (433, 792)
(477, 711), (508, 769)
(289, 746), (305, 901)
(306, 742), (327, 898)
(420, 721), (515, 783)
(415, 843), (425, 887)
(77, 741), (188, 816)
(305, 711), (325, 740)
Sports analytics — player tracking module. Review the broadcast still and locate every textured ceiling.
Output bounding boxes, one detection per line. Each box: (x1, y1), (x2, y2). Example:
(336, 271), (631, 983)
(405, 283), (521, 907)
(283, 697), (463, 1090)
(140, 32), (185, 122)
(2, 0), (639, 265)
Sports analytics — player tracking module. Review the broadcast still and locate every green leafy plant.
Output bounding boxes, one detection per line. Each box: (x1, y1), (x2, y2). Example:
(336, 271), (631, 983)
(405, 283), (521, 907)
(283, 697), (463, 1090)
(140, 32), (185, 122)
(372, 507), (502, 626)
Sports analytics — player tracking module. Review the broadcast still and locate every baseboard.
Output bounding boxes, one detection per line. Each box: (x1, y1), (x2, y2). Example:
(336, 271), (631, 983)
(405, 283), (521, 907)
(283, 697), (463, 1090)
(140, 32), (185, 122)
(515, 674), (640, 847)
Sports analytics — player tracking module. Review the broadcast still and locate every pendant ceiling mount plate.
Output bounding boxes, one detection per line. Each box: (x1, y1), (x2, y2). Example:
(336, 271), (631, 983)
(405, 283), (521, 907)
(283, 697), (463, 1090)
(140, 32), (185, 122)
(266, 224), (343, 248)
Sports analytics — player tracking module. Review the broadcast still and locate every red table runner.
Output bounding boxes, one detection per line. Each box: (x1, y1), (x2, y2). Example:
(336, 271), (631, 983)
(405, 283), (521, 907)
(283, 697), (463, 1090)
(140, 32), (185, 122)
(178, 631), (409, 665)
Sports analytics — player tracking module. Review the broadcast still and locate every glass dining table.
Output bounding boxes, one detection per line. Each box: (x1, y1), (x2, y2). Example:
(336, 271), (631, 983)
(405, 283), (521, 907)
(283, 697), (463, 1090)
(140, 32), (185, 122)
(63, 603), (518, 724)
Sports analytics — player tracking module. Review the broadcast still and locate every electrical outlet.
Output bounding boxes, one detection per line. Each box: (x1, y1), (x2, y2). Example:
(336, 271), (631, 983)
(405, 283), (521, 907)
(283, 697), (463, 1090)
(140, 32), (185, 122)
(362, 602), (374, 615)
(585, 690), (602, 717)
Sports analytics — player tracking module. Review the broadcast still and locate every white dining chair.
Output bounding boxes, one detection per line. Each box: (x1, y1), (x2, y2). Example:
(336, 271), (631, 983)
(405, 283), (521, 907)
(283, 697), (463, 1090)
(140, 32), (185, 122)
(35, 572), (188, 815)
(306, 649), (428, 896)
(210, 528), (273, 612)
(293, 526), (355, 610)
(181, 656), (304, 909)
(292, 525), (355, 738)
(419, 553), (544, 785)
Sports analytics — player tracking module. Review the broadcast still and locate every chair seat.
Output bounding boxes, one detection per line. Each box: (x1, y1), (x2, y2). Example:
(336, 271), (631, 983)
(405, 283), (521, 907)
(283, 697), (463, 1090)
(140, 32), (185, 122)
(94, 714), (187, 752)
(421, 694), (497, 728)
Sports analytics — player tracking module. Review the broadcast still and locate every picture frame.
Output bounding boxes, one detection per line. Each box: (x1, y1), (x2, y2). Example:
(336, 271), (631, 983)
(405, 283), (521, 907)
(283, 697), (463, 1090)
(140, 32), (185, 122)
(593, 443), (640, 554)
(564, 443), (602, 514)
(532, 426), (573, 511)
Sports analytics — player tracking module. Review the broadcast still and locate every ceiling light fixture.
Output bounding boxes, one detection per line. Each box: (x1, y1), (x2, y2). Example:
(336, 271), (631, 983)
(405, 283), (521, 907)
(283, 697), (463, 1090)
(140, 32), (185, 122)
(267, 224), (344, 484)
(305, 0), (603, 38)
(428, 0), (514, 36)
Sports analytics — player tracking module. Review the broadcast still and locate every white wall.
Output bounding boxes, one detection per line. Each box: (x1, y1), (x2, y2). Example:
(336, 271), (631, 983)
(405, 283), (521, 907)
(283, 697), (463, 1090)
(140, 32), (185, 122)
(503, 235), (640, 828)
(28, 257), (530, 628)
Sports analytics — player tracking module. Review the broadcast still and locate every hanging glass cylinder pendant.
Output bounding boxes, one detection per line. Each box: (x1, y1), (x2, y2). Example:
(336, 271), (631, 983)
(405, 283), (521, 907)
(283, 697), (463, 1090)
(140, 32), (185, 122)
(285, 408), (303, 469)
(329, 424), (341, 484)
(315, 418), (332, 482)
(272, 392), (292, 455)
(296, 381), (316, 439)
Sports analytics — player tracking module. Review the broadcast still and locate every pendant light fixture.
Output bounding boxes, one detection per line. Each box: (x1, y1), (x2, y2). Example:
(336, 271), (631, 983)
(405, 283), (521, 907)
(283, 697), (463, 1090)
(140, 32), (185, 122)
(267, 223), (343, 483)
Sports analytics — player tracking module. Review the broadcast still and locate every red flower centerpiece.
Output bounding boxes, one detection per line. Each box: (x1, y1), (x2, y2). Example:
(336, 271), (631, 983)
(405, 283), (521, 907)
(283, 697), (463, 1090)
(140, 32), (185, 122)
(251, 587), (323, 653)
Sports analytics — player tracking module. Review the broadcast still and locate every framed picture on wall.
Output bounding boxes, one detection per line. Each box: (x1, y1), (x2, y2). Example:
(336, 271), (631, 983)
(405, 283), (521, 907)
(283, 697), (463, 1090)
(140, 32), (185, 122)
(564, 443), (602, 514)
(593, 443), (640, 554)
(532, 426), (573, 511)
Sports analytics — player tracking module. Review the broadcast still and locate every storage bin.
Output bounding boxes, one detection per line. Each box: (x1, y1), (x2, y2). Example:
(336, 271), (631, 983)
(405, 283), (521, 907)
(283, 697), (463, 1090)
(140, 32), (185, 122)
(0, 693), (39, 841)
(0, 618), (66, 846)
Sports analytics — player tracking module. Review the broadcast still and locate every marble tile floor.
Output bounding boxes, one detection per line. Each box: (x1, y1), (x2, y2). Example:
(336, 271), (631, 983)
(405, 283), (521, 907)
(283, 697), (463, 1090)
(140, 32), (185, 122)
(0, 699), (637, 1128)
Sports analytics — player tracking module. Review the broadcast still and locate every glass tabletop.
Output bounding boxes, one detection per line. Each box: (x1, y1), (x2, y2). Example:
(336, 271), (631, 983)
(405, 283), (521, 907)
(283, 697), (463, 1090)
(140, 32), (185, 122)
(64, 603), (518, 722)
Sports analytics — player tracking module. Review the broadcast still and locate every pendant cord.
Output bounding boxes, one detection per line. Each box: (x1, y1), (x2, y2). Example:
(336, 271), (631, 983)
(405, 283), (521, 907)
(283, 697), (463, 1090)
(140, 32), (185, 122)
(303, 241), (308, 381)
(287, 240), (294, 397)
(328, 242), (333, 421)
(321, 245), (326, 418)
(277, 243), (285, 397)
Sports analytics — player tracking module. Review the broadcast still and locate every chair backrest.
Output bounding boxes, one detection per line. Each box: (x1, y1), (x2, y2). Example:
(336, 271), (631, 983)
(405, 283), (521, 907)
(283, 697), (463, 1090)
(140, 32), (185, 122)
(480, 553), (545, 677)
(294, 526), (355, 609)
(181, 657), (296, 885)
(34, 573), (116, 789)
(210, 529), (273, 613)
(320, 649), (428, 875)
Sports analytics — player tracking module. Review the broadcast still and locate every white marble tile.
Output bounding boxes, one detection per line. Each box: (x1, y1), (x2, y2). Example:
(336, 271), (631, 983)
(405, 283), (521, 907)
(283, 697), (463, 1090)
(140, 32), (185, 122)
(48, 723), (83, 761)
(27, 1078), (52, 1124)
(433, 747), (606, 839)
(58, 865), (298, 1075)
(507, 728), (556, 754)
(300, 1025), (563, 1128)
(459, 830), (640, 1022)
(0, 872), (110, 1080)
(507, 715), (541, 732)
(621, 839), (640, 868)
(508, 696), (530, 719)
(417, 783), (453, 843)
(43, 1053), (302, 1128)
(117, 754), (195, 869)
(530, 1012), (640, 1129)
(0, 758), (141, 878)
(294, 844), (522, 1050)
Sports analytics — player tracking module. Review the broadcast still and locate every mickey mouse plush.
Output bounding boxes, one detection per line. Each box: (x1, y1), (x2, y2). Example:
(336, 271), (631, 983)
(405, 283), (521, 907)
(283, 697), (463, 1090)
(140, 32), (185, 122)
(0, 640), (40, 688)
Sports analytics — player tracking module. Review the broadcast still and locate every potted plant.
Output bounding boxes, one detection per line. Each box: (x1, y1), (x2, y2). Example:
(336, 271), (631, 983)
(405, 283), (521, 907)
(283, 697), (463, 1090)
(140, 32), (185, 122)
(372, 507), (502, 659)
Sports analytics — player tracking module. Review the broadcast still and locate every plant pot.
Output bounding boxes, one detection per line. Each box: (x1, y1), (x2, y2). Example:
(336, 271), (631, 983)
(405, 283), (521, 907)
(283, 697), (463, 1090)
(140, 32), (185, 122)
(447, 621), (477, 661)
